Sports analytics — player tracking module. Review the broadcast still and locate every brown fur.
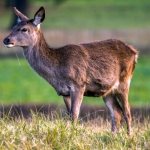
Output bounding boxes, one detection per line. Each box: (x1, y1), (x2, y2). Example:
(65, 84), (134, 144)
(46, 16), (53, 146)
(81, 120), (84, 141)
(3, 7), (138, 134)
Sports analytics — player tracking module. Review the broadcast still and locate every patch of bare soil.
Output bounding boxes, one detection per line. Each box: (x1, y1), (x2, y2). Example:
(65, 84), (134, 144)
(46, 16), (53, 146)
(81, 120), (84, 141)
(0, 104), (149, 122)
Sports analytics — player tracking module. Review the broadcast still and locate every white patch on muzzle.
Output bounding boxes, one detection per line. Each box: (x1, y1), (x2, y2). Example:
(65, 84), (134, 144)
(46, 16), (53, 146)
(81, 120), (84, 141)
(4, 44), (15, 48)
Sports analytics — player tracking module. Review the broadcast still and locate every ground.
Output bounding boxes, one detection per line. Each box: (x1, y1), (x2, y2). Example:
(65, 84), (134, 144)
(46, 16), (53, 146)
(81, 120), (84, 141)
(0, 111), (149, 150)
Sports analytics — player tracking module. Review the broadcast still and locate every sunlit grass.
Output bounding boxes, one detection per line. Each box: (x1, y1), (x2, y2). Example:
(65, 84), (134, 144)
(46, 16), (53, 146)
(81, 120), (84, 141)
(0, 113), (149, 149)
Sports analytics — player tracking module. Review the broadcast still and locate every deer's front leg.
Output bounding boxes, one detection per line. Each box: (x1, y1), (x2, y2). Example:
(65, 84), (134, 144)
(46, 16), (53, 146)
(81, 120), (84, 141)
(63, 96), (71, 115)
(70, 86), (85, 122)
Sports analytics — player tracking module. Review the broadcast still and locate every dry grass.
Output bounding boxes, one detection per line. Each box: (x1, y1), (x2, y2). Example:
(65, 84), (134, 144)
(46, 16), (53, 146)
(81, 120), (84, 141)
(0, 113), (149, 150)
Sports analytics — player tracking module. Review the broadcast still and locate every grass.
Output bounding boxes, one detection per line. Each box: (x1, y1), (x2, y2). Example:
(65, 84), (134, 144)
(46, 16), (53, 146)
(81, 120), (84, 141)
(0, 55), (150, 106)
(0, 58), (62, 105)
(0, 113), (149, 149)
(1, 0), (150, 29)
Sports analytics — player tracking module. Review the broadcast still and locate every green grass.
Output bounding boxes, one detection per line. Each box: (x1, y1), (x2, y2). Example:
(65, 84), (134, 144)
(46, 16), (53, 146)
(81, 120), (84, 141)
(1, 0), (150, 29)
(0, 113), (149, 149)
(0, 58), (62, 105)
(41, 0), (150, 29)
(0, 56), (150, 106)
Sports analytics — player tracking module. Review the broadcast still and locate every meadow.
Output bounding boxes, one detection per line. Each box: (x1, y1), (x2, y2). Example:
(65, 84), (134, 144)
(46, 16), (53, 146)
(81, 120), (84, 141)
(1, 0), (150, 106)
(0, 56), (150, 106)
(0, 0), (150, 149)
(1, 0), (150, 29)
(0, 113), (149, 149)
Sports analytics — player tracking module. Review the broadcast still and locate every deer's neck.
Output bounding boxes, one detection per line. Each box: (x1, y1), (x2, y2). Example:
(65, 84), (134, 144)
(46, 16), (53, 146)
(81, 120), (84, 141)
(23, 31), (58, 75)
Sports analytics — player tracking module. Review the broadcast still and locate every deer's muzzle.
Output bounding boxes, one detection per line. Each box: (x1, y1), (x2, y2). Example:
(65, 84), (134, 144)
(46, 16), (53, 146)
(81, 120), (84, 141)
(3, 37), (15, 48)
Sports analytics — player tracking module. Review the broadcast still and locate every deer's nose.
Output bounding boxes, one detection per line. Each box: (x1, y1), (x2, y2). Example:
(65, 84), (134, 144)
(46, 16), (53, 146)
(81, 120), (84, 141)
(3, 38), (10, 45)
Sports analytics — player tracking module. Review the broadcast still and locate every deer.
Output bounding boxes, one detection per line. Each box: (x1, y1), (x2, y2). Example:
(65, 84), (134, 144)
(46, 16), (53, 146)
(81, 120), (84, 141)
(3, 7), (138, 134)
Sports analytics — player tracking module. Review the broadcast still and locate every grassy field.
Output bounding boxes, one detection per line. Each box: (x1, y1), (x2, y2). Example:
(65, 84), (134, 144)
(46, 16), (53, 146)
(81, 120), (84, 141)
(0, 113), (149, 149)
(0, 56), (150, 106)
(1, 0), (150, 29)
(1, 1), (150, 149)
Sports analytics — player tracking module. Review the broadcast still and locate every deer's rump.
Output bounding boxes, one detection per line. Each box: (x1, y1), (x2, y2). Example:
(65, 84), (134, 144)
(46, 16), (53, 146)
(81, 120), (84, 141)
(80, 39), (138, 97)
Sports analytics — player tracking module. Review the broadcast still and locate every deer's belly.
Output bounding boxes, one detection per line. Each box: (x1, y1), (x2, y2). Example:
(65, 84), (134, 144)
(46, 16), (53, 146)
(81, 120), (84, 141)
(84, 91), (104, 97)
(85, 83), (112, 97)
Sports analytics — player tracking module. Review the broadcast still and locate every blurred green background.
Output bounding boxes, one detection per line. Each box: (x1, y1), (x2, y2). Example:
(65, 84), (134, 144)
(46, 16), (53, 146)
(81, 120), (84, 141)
(0, 0), (150, 106)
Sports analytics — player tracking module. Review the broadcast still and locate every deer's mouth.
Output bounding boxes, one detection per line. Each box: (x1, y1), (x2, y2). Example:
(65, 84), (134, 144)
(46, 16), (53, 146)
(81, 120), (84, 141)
(4, 43), (15, 48)
(3, 38), (15, 48)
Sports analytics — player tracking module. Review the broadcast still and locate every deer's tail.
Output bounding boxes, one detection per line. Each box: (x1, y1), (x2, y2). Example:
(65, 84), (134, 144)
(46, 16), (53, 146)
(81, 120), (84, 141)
(127, 44), (139, 64)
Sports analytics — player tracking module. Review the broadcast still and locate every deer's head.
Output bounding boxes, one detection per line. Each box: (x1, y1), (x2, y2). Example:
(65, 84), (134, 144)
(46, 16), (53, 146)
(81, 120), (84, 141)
(3, 7), (45, 48)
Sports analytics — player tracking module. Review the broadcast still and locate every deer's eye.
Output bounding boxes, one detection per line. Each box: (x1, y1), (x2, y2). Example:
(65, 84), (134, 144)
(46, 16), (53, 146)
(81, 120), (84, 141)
(21, 28), (28, 32)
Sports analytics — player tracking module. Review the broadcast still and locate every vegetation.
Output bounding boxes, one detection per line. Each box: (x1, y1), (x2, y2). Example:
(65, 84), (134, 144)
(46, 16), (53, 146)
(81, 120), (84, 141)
(0, 0), (150, 106)
(0, 56), (150, 106)
(0, 1), (149, 148)
(1, 0), (150, 29)
(0, 113), (149, 149)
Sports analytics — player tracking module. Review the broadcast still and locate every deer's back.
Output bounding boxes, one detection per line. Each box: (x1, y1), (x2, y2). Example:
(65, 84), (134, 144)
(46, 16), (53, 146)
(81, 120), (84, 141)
(56, 39), (137, 96)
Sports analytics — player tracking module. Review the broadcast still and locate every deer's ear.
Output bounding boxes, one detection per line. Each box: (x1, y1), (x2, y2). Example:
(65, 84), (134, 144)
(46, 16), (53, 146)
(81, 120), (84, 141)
(13, 7), (29, 22)
(33, 7), (45, 26)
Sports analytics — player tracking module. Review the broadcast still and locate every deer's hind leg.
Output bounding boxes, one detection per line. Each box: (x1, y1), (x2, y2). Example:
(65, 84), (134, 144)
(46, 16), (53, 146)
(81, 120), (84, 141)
(117, 91), (131, 135)
(103, 94), (123, 133)
(112, 95), (123, 128)
(117, 80), (132, 135)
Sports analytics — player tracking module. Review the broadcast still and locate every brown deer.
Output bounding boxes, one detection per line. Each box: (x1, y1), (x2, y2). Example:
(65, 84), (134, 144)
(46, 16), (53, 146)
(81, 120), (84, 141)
(3, 7), (138, 134)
